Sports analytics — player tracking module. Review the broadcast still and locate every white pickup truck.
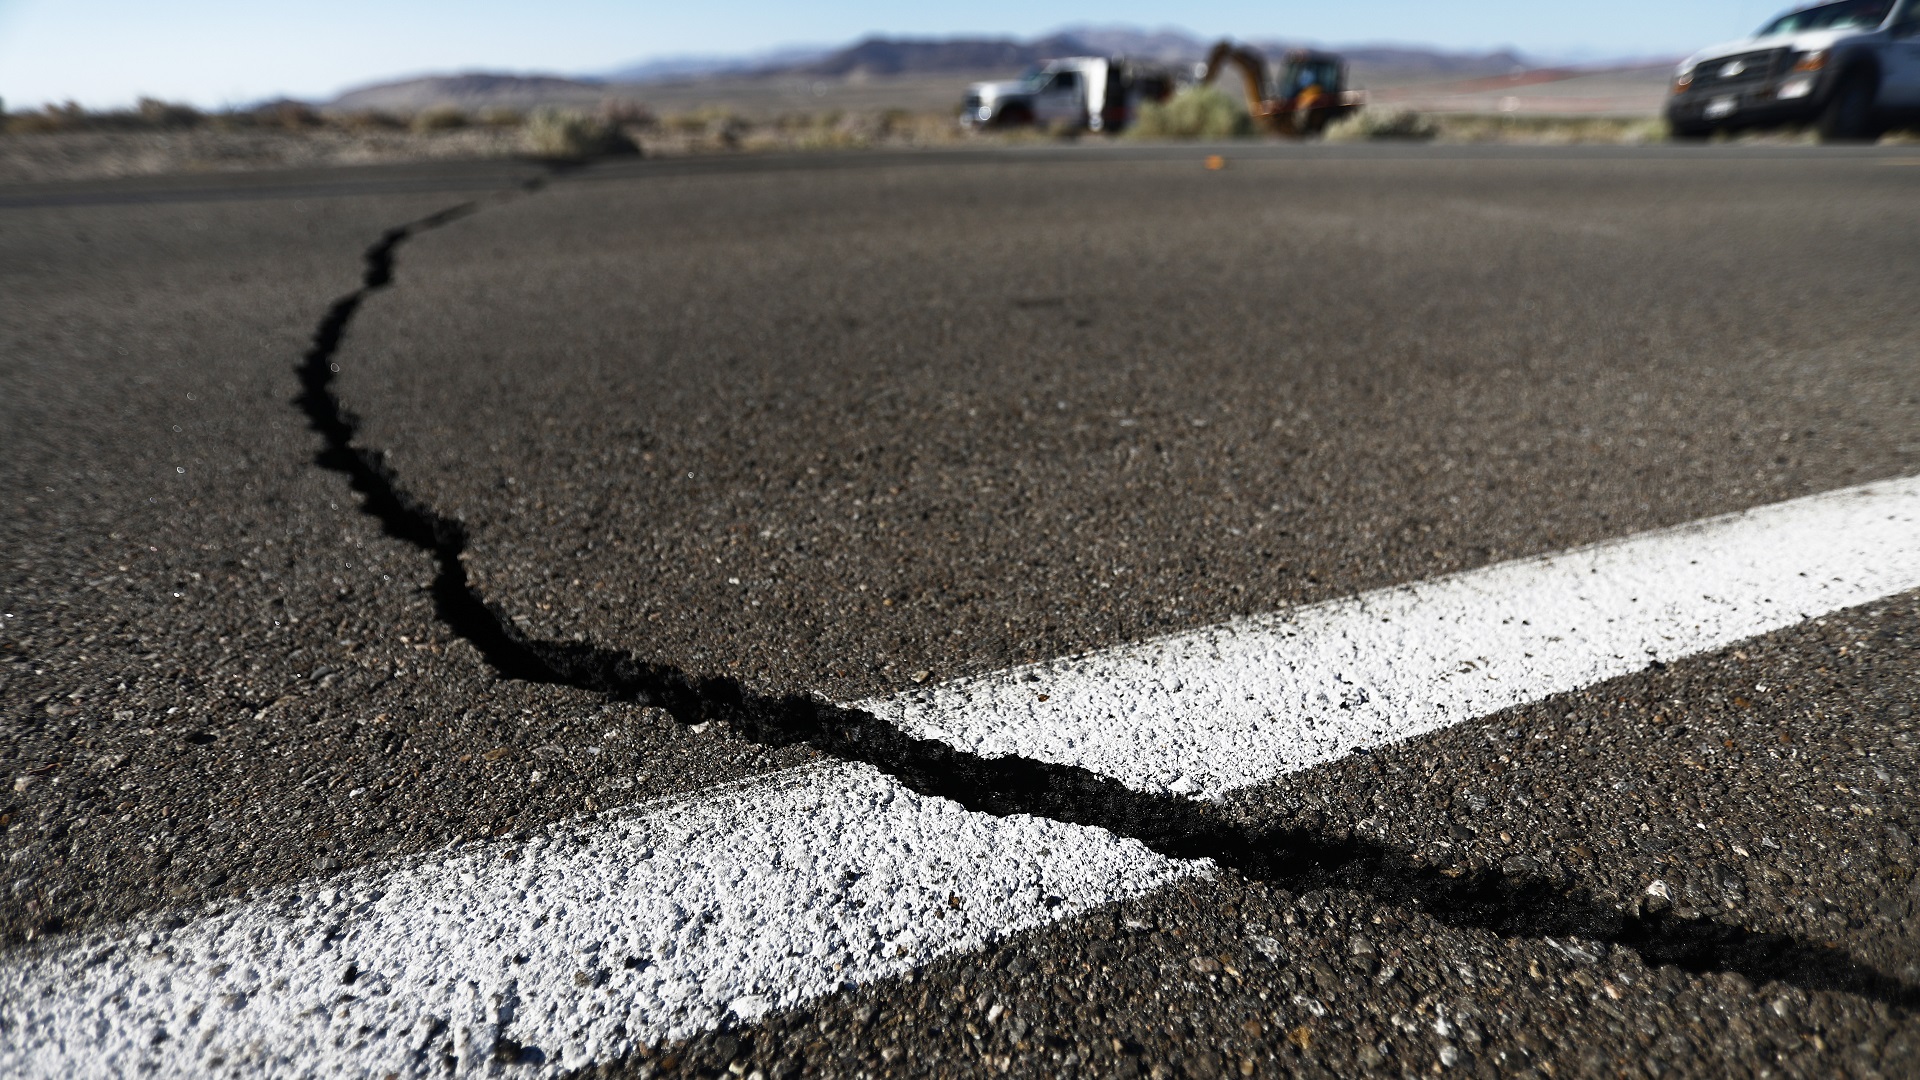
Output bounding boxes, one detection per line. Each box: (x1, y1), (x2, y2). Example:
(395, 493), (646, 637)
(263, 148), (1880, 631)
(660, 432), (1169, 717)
(1667, 0), (1920, 140)
(959, 57), (1174, 134)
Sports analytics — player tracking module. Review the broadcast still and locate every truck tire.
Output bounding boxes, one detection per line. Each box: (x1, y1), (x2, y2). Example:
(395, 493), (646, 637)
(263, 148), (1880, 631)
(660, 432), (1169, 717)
(1818, 71), (1882, 143)
(994, 103), (1035, 128)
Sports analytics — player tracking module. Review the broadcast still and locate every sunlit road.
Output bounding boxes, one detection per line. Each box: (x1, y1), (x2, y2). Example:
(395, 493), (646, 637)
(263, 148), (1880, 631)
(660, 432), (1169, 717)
(4, 145), (1918, 1078)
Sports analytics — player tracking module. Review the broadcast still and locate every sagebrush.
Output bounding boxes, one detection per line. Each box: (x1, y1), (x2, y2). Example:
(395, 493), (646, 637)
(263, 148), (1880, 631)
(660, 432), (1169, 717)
(1128, 86), (1253, 140)
(521, 109), (638, 160)
(1322, 108), (1439, 142)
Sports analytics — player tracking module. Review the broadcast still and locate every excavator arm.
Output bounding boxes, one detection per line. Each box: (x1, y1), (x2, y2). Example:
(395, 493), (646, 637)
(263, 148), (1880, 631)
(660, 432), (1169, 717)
(1201, 41), (1272, 121)
(1200, 40), (1315, 136)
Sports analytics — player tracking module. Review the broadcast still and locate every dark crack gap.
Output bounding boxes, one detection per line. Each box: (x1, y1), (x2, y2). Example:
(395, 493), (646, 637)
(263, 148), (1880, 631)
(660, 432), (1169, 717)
(294, 195), (1919, 1017)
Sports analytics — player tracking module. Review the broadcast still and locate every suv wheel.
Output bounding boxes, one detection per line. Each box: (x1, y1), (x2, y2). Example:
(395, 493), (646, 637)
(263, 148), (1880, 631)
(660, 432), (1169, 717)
(994, 103), (1035, 128)
(1818, 71), (1882, 143)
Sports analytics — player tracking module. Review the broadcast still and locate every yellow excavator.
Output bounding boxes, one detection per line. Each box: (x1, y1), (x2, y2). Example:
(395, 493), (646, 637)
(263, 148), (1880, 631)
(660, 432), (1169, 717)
(1201, 41), (1364, 136)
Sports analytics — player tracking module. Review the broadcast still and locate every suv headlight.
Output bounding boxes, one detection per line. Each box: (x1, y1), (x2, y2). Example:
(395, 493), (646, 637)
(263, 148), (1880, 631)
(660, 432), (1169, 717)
(1792, 48), (1829, 71)
(1673, 59), (1697, 93)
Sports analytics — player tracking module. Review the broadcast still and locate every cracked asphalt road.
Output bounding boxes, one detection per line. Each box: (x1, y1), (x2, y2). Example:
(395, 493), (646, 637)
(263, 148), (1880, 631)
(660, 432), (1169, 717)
(4, 145), (1919, 1078)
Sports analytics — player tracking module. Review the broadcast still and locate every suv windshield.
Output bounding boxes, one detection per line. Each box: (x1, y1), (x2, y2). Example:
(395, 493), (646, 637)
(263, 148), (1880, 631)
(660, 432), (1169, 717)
(1758, 0), (1892, 35)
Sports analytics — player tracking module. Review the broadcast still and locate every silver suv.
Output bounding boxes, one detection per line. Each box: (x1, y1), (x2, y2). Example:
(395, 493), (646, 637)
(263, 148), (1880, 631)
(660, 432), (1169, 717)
(1666, 0), (1920, 140)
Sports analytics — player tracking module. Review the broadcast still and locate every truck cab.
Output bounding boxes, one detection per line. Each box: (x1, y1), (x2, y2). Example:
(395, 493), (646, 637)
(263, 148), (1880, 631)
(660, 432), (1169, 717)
(1028, 62), (1095, 128)
(1666, 0), (1920, 140)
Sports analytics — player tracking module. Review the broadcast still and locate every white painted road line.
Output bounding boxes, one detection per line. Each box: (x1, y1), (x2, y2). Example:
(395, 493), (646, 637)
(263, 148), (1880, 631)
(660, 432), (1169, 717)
(0, 762), (1199, 1079)
(862, 474), (1920, 799)
(5, 477), (1917, 1077)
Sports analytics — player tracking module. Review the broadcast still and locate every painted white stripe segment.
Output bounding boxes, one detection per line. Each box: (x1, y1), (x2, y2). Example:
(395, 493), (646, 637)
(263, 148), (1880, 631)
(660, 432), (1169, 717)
(861, 475), (1920, 799)
(0, 762), (1198, 1078)
(6, 477), (1917, 1078)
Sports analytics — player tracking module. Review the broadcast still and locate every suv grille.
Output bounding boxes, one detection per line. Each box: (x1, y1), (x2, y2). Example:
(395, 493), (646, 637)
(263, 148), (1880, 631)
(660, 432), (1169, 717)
(1688, 48), (1789, 92)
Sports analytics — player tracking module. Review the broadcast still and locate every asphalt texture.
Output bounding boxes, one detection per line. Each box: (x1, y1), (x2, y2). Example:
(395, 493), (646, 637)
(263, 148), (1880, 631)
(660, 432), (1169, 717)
(4, 144), (1919, 1077)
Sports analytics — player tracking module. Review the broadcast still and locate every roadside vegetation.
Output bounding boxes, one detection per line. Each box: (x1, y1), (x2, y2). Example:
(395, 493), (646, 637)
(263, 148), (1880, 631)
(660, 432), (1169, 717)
(0, 97), (982, 181)
(3, 95), (1914, 183)
(1126, 86), (1253, 140)
(1321, 108), (1441, 142)
(1421, 113), (1668, 144)
(2, 97), (520, 136)
(520, 108), (639, 160)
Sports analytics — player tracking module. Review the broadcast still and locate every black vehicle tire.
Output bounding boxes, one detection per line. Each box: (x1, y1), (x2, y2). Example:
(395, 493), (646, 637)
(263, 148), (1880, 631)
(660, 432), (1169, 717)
(993, 103), (1035, 129)
(1668, 121), (1713, 142)
(1818, 71), (1882, 143)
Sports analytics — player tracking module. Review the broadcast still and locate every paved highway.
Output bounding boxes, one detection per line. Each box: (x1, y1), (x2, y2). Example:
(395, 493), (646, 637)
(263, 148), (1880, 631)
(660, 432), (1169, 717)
(3, 144), (1918, 1078)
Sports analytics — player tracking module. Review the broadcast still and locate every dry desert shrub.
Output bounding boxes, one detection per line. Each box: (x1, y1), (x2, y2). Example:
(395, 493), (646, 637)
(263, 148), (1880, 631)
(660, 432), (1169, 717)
(663, 107), (748, 138)
(1430, 113), (1666, 144)
(135, 98), (203, 128)
(5, 98), (204, 134)
(1127, 86), (1253, 140)
(598, 101), (655, 129)
(522, 108), (639, 159)
(885, 109), (966, 144)
(252, 100), (324, 131)
(337, 110), (407, 132)
(410, 106), (470, 133)
(6, 103), (91, 134)
(1322, 107), (1439, 142)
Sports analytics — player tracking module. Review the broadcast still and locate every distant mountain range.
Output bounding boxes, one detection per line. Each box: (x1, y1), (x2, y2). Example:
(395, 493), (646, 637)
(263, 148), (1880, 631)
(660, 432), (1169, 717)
(788, 33), (1096, 78)
(604, 26), (1548, 83)
(329, 73), (611, 114)
(602, 45), (835, 84)
(324, 26), (1647, 113)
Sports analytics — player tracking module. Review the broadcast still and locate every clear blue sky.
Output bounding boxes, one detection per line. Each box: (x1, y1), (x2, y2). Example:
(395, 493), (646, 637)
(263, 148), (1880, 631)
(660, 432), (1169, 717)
(1, 1), (1800, 109)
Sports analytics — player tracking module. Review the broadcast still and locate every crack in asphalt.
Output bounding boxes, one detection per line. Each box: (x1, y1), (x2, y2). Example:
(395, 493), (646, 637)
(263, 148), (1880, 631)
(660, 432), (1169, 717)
(293, 187), (1919, 1016)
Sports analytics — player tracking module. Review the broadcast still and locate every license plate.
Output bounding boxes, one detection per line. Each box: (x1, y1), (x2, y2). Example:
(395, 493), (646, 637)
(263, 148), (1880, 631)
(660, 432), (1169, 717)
(1705, 96), (1738, 119)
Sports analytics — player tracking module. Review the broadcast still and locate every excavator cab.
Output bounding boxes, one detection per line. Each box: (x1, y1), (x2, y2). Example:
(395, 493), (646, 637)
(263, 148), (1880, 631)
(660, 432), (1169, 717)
(1277, 52), (1347, 133)
(1281, 54), (1344, 100)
